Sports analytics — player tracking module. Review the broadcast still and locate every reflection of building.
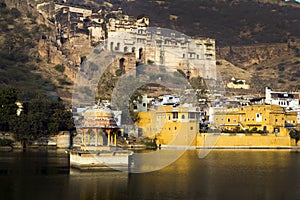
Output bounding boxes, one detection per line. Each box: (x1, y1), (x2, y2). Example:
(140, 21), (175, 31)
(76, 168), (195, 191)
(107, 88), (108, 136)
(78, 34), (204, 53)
(69, 105), (133, 170)
(212, 105), (298, 136)
(137, 105), (201, 145)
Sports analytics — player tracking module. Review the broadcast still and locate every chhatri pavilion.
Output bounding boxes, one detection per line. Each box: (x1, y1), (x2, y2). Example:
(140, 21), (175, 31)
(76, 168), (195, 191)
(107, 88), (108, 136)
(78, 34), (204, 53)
(69, 104), (133, 170)
(80, 105), (120, 150)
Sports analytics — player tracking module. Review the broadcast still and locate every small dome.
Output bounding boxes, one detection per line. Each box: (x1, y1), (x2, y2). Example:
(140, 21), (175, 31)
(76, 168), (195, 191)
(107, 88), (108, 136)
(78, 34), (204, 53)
(83, 106), (114, 120)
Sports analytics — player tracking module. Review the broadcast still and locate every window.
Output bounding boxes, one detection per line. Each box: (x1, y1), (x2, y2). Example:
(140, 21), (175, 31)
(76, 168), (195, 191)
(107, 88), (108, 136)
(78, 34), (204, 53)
(227, 118), (230, 122)
(173, 112), (178, 119)
(189, 112), (196, 119)
(190, 127), (194, 130)
(182, 115), (185, 119)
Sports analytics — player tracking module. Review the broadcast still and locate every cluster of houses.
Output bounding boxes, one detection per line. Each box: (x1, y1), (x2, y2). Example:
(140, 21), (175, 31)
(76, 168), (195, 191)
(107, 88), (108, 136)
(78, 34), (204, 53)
(35, 2), (300, 149)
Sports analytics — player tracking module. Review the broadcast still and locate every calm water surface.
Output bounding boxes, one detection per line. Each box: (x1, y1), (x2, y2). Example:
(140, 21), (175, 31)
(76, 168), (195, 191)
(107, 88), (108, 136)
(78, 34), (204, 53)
(1, 149), (300, 200)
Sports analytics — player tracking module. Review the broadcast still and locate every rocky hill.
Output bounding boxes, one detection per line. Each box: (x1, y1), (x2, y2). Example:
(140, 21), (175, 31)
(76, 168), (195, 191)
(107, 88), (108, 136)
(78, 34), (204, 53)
(121, 0), (300, 92)
(1, 0), (300, 99)
(122, 0), (300, 46)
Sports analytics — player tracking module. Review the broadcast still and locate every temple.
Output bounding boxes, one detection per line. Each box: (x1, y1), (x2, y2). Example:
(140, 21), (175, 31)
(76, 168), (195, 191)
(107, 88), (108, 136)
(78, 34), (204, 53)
(69, 105), (133, 171)
(80, 105), (120, 151)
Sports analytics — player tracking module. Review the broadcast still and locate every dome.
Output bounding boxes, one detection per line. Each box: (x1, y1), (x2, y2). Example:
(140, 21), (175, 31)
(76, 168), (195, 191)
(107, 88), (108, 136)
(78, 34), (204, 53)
(83, 106), (114, 120)
(81, 106), (118, 128)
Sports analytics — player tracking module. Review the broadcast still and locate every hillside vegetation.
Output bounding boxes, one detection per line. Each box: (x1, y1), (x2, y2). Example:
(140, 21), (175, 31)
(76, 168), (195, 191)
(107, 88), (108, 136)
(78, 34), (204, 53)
(0, 2), (54, 92)
(123, 0), (300, 47)
(2, 0), (300, 96)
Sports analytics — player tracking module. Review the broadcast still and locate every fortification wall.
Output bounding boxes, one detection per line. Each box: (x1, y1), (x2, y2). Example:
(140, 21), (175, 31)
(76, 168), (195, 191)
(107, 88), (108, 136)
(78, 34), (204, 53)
(196, 134), (294, 148)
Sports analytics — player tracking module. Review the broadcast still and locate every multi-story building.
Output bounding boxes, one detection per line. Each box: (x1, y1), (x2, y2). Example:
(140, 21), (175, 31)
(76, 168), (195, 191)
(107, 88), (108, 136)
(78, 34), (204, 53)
(265, 87), (299, 110)
(105, 27), (217, 80)
(212, 105), (298, 136)
(137, 104), (201, 145)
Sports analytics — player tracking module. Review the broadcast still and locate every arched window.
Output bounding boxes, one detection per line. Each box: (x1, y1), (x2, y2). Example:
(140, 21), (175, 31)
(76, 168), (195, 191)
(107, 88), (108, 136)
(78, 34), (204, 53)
(110, 42), (114, 51)
(119, 58), (125, 71)
(139, 48), (143, 59)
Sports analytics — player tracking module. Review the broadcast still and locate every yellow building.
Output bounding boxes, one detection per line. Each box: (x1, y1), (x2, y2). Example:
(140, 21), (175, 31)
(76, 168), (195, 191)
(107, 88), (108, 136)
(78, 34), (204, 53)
(137, 105), (200, 146)
(213, 105), (298, 136)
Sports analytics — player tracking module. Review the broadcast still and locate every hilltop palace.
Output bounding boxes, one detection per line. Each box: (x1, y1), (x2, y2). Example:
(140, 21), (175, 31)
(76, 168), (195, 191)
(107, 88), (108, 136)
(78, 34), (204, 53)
(36, 2), (217, 82)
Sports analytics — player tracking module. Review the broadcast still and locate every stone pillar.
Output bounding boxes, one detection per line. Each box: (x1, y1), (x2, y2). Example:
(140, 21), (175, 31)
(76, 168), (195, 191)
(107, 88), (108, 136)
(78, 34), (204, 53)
(107, 130), (110, 146)
(82, 129), (86, 146)
(114, 132), (117, 146)
(95, 129), (98, 146)
(88, 131), (91, 146)
(100, 131), (103, 146)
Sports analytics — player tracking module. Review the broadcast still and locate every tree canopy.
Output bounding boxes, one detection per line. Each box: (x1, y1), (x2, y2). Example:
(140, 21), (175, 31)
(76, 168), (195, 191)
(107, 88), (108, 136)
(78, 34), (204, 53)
(0, 88), (75, 140)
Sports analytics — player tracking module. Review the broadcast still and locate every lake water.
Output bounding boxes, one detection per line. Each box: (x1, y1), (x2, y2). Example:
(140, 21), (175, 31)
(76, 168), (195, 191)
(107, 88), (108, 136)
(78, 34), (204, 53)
(1, 149), (300, 200)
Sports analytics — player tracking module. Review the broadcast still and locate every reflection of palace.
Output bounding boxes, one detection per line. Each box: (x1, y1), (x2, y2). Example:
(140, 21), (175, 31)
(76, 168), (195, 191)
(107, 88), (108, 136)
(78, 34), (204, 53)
(69, 105), (133, 170)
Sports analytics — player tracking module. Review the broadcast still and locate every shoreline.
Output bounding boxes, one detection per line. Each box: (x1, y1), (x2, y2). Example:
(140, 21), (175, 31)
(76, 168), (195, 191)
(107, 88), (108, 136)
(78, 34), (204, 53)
(0, 146), (13, 152)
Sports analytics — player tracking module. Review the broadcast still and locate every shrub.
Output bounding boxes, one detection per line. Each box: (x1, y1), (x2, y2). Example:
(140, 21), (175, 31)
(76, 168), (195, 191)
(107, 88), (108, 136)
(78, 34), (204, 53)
(251, 127), (258, 133)
(58, 77), (71, 85)
(54, 64), (65, 73)
(256, 66), (263, 70)
(278, 64), (285, 71)
(10, 8), (21, 18)
(93, 49), (101, 54)
(289, 129), (300, 143)
(115, 68), (124, 76)
(0, 138), (13, 146)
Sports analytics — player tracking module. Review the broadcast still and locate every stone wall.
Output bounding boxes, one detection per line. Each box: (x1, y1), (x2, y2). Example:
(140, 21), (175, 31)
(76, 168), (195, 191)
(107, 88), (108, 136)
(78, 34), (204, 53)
(197, 134), (292, 148)
(37, 39), (78, 82)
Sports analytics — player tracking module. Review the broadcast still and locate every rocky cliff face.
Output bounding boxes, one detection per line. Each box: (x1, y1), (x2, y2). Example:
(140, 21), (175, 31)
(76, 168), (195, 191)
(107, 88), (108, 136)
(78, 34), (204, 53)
(217, 43), (290, 68)
(3, 0), (300, 94)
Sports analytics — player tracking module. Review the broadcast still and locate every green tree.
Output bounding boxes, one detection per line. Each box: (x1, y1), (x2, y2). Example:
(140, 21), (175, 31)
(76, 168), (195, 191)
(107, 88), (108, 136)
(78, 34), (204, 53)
(289, 129), (300, 144)
(0, 88), (18, 131)
(7, 92), (75, 140)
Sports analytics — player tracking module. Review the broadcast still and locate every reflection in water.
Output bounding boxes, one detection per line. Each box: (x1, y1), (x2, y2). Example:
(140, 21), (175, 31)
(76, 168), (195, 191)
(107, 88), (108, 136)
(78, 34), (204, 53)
(1, 150), (300, 199)
(67, 170), (128, 200)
